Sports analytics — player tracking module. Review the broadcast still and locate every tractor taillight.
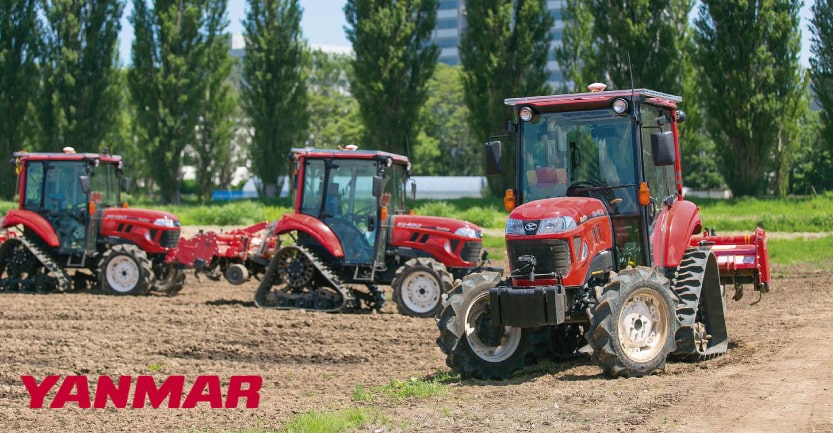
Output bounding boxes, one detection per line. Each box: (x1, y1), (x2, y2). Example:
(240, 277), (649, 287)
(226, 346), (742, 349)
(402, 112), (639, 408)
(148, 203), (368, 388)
(639, 182), (651, 206)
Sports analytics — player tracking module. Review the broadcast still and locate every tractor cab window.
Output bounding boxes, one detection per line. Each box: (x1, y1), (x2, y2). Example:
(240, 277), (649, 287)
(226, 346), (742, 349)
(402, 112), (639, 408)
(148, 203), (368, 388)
(520, 110), (637, 214)
(89, 163), (120, 207)
(23, 162), (45, 211)
(44, 162), (87, 213)
(300, 160), (327, 217)
(381, 163), (408, 215)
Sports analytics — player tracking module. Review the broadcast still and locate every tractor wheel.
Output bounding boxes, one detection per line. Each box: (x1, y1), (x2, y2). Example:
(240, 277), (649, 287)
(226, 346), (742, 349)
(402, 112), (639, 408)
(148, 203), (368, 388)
(585, 267), (679, 377)
(392, 257), (452, 317)
(152, 263), (186, 295)
(436, 272), (531, 379)
(224, 263), (249, 285)
(98, 244), (153, 295)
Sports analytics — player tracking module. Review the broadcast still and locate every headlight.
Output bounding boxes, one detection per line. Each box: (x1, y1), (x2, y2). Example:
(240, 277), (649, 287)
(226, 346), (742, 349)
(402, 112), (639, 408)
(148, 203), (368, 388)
(538, 216), (577, 235)
(153, 217), (179, 228)
(454, 226), (480, 239)
(506, 218), (525, 235)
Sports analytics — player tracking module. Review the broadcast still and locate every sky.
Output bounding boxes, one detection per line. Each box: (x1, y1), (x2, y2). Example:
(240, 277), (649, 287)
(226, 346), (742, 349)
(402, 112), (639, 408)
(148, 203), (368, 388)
(119, 0), (816, 67)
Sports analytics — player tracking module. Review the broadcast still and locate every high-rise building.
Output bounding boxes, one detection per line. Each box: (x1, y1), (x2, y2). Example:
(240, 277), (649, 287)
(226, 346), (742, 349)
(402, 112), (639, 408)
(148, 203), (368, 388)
(433, 0), (565, 89)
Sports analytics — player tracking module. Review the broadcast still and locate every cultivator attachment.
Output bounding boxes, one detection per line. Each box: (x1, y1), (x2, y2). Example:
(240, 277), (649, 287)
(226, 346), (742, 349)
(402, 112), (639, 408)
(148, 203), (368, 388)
(690, 227), (771, 301)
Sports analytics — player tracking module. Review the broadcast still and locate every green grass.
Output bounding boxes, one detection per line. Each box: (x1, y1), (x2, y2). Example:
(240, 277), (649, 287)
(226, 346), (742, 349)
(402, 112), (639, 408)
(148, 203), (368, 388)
(691, 193), (833, 232)
(768, 236), (833, 266)
(376, 377), (449, 400)
(282, 407), (387, 433)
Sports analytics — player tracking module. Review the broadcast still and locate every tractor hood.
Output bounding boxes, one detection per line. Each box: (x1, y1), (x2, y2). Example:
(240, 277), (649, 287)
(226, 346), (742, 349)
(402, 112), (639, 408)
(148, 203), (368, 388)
(392, 215), (482, 239)
(508, 197), (608, 228)
(102, 207), (181, 228)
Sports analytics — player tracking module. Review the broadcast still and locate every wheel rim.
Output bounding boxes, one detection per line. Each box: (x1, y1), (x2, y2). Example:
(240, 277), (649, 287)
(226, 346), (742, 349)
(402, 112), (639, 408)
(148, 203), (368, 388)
(400, 270), (441, 314)
(106, 255), (139, 293)
(278, 249), (313, 288)
(464, 291), (522, 362)
(617, 288), (670, 363)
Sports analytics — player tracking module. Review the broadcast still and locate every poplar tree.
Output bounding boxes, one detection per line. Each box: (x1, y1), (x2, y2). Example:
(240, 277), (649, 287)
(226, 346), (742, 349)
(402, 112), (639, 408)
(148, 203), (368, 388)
(459, 0), (553, 196)
(345, 0), (439, 156)
(810, 0), (833, 156)
(241, 0), (308, 197)
(694, 0), (806, 196)
(0, 0), (40, 199)
(40, 0), (124, 153)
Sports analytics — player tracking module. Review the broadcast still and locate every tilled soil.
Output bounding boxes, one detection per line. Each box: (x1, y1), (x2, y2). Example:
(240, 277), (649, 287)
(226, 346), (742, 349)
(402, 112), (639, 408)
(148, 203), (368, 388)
(1, 260), (832, 433)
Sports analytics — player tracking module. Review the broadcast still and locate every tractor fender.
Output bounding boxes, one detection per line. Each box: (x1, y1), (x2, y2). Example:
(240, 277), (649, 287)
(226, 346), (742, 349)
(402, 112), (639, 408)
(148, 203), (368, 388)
(651, 199), (702, 269)
(0, 209), (60, 247)
(273, 213), (344, 258)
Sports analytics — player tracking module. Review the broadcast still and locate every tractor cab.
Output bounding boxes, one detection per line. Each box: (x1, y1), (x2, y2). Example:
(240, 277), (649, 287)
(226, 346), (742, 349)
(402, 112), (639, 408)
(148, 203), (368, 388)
(15, 149), (123, 257)
(291, 148), (411, 268)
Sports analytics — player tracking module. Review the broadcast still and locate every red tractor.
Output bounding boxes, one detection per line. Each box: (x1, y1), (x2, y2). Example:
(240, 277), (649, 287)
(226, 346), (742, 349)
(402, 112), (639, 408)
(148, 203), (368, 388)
(0, 149), (185, 295)
(246, 147), (496, 316)
(437, 85), (771, 378)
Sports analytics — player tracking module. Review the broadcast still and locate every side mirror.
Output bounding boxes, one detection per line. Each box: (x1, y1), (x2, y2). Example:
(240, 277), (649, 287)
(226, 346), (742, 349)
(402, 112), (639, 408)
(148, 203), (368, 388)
(650, 131), (676, 166)
(79, 176), (91, 194)
(372, 175), (383, 197)
(124, 176), (131, 194)
(484, 141), (503, 176)
(410, 179), (416, 201)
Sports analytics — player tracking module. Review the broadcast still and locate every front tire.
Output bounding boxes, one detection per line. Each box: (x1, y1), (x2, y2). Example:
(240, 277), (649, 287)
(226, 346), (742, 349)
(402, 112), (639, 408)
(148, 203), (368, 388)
(586, 267), (679, 377)
(392, 257), (452, 317)
(99, 244), (152, 295)
(436, 272), (531, 379)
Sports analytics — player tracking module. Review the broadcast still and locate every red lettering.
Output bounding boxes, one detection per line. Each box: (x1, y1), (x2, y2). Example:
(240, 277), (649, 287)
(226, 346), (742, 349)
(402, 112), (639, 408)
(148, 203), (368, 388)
(132, 375), (184, 408)
(51, 376), (90, 408)
(21, 375), (60, 409)
(182, 376), (223, 408)
(93, 376), (132, 409)
(225, 376), (262, 408)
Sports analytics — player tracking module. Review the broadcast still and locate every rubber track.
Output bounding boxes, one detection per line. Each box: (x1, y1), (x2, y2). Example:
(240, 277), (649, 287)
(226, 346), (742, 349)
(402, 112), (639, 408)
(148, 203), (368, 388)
(672, 247), (728, 361)
(254, 244), (356, 313)
(0, 236), (71, 292)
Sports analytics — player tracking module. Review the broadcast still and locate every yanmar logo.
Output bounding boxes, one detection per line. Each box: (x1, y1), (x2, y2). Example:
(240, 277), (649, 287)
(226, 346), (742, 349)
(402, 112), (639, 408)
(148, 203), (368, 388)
(21, 375), (262, 409)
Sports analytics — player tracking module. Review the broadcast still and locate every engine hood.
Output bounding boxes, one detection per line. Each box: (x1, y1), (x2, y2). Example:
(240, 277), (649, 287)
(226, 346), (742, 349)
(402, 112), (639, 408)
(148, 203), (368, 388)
(392, 214), (481, 239)
(509, 197), (608, 225)
(102, 207), (180, 227)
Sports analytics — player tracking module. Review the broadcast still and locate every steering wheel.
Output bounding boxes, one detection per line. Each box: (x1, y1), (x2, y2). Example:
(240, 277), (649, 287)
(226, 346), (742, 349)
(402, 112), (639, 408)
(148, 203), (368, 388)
(567, 181), (616, 206)
(351, 205), (376, 225)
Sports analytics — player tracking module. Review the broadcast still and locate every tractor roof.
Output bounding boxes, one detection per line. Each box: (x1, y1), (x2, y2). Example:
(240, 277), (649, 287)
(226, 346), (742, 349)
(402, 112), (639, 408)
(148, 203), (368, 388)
(12, 151), (122, 164)
(290, 147), (410, 165)
(505, 88), (682, 110)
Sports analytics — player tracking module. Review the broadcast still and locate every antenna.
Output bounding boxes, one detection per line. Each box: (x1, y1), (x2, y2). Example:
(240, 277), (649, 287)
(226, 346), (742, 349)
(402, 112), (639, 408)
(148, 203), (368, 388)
(627, 52), (635, 100)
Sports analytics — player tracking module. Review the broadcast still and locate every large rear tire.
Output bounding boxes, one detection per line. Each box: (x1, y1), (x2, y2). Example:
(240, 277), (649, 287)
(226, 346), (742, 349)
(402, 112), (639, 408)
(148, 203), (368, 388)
(99, 244), (152, 295)
(392, 257), (452, 317)
(436, 272), (531, 379)
(586, 267), (679, 377)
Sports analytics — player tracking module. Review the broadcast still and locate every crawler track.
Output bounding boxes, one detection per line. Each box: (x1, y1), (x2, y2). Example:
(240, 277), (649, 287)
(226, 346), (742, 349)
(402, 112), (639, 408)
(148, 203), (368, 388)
(0, 236), (71, 293)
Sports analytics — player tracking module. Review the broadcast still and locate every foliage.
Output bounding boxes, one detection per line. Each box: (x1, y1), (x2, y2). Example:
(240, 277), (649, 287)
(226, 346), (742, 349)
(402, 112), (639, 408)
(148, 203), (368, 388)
(459, 0), (553, 197)
(693, 0), (806, 197)
(553, 0), (599, 93)
(345, 0), (439, 156)
(306, 49), (363, 149)
(242, 0), (309, 198)
(413, 64), (478, 175)
(129, 0), (220, 204)
(810, 0), (833, 163)
(788, 108), (833, 194)
(376, 377), (448, 400)
(160, 200), (290, 226)
(282, 407), (386, 433)
(0, 0), (40, 200)
(190, 9), (237, 203)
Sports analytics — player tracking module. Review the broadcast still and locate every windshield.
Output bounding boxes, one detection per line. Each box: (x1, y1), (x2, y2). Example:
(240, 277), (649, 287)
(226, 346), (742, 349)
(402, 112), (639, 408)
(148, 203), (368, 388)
(520, 109), (636, 211)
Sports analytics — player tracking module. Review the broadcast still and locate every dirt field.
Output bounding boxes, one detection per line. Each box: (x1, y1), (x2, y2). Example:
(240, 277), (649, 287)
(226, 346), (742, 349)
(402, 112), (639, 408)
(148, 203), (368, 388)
(1, 256), (832, 433)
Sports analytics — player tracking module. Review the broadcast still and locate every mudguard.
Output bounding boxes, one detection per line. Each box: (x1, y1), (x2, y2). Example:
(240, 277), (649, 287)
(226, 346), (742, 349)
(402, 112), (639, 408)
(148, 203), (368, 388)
(651, 200), (702, 269)
(0, 209), (60, 247)
(273, 213), (344, 258)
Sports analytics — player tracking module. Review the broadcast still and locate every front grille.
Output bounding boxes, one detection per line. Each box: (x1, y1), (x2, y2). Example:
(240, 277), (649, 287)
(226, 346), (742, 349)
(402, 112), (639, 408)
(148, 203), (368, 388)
(460, 241), (482, 263)
(159, 229), (181, 249)
(506, 239), (571, 276)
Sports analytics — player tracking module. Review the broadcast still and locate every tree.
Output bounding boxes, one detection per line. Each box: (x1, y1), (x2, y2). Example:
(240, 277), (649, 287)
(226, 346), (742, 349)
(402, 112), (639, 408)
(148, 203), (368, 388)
(589, 0), (692, 94)
(191, 5), (236, 202)
(0, 0), (40, 199)
(345, 0), (439, 156)
(413, 64), (476, 176)
(459, 0), (553, 196)
(306, 49), (363, 149)
(810, 0), (833, 163)
(694, 0), (806, 197)
(39, 0), (124, 153)
(129, 0), (218, 204)
(553, 0), (598, 93)
(241, 0), (308, 198)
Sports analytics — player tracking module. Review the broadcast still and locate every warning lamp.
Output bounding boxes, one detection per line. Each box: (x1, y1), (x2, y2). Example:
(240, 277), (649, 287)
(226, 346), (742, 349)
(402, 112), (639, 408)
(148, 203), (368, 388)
(638, 182), (651, 206)
(587, 82), (607, 92)
(503, 189), (517, 211)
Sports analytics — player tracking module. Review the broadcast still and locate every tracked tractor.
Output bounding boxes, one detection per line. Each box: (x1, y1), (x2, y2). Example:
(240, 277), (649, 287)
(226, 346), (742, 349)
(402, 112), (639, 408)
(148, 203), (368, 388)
(436, 84), (771, 379)
(0, 149), (185, 295)
(251, 147), (496, 316)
